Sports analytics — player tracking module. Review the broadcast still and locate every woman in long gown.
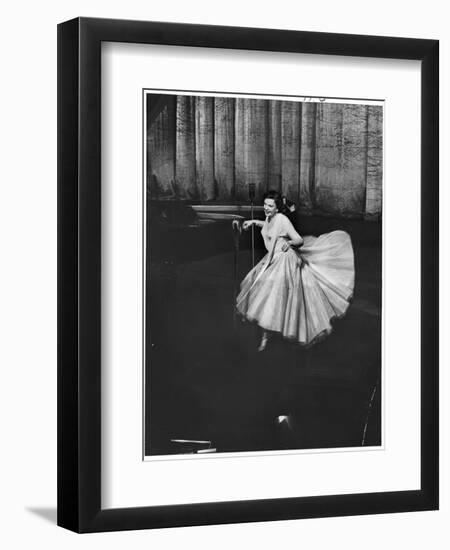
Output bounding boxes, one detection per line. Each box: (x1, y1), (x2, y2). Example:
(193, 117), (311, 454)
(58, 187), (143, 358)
(236, 191), (355, 351)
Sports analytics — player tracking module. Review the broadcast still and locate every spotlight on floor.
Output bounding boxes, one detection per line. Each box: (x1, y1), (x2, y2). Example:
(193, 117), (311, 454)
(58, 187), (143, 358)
(275, 414), (300, 449)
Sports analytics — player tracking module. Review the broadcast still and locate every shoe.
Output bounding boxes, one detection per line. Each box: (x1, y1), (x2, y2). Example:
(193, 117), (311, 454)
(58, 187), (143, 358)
(258, 332), (268, 352)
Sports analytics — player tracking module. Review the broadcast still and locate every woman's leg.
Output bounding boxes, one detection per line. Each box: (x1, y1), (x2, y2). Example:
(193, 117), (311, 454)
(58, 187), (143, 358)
(258, 330), (269, 352)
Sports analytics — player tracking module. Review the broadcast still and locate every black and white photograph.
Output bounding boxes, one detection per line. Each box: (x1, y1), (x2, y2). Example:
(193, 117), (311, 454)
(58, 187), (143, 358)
(144, 91), (383, 457)
(0, 0), (445, 541)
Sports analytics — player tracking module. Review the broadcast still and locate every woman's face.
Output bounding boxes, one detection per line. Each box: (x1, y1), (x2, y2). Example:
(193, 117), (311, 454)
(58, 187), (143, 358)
(264, 198), (278, 219)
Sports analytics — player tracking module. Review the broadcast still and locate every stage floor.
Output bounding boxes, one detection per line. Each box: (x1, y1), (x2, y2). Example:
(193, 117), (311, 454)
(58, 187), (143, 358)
(145, 219), (382, 456)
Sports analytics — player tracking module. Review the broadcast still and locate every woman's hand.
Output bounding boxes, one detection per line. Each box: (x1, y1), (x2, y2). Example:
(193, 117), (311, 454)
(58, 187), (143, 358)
(281, 240), (292, 252)
(243, 219), (263, 230)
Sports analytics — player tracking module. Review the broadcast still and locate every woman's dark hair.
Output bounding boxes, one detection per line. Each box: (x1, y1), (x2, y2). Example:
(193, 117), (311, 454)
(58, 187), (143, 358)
(262, 190), (284, 212)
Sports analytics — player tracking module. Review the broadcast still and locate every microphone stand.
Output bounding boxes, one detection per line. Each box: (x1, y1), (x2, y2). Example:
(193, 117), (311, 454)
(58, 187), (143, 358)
(249, 183), (256, 269)
(232, 218), (242, 327)
(232, 184), (256, 328)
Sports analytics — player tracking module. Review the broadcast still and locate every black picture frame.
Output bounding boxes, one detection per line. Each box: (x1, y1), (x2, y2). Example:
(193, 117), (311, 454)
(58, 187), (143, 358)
(57, 17), (439, 533)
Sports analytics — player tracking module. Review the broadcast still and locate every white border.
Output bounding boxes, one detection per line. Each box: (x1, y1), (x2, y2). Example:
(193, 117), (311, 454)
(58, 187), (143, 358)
(101, 42), (421, 509)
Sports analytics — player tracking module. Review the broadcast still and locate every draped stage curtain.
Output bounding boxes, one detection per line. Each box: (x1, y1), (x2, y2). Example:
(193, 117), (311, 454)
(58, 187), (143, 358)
(147, 95), (382, 219)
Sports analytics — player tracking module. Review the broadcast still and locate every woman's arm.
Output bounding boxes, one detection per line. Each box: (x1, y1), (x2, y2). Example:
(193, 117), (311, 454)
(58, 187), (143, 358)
(243, 219), (264, 230)
(281, 217), (303, 250)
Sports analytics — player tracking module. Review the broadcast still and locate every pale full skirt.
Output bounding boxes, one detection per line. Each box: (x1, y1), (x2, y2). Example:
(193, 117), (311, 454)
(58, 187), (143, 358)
(236, 230), (355, 346)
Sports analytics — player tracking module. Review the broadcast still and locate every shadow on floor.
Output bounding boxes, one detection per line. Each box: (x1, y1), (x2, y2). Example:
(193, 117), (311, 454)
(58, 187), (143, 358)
(25, 507), (57, 525)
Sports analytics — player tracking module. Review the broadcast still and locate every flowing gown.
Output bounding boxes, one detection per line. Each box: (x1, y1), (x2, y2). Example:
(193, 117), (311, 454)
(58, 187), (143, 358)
(236, 213), (354, 346)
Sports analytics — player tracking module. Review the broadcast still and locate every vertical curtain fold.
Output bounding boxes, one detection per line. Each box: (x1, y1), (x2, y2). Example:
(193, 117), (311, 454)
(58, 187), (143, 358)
(314, 103), (368, 216)
(235, 98), (268, 200)
(281, 101), (301, 201)
(267, 101), (282, 191)
(299, 102), (316, 210)
(214, 97), (235, 199)
(195, 97), (215, 200)
(147, 99), (175, 197)
(175, 96), (197, 199)
(365, 105), (383, 218)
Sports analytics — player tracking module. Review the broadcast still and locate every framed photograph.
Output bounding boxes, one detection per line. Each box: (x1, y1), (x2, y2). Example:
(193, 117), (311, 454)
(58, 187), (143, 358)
(57, 17), (438, 532)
